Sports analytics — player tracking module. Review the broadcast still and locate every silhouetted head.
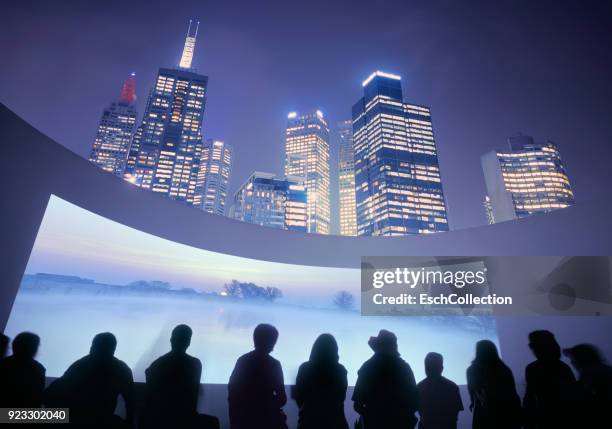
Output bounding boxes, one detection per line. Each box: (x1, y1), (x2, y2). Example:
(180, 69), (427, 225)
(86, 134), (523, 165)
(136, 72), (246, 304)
(563, 344), (606, 371)
(90, 332), (117, 359)
(529, 330), (561, 361)
(253, 324), (278, 354)
(0, 333), (9, 358)
(12, 332), (39, 359)
(309, 333), (339, 364)
(424, 352), (444, 377)
(473, 340), (501, 366)
(368, 329), (399, 356)
(170, 324), (192, 353)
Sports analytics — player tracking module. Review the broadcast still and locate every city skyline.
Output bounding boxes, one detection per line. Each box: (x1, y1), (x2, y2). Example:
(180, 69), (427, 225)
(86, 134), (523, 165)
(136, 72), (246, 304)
(2, 0), (611, 232)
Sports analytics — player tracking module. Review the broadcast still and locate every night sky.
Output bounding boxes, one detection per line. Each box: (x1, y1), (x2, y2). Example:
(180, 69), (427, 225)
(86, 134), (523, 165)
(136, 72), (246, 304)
(2, 0), (611, 233)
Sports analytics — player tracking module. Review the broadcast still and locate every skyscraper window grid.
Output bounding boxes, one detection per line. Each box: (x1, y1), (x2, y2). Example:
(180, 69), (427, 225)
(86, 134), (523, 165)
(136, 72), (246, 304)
(352, 71), (449, 236)
(230, 172), (307, 232)
(194, 139), (233, 215)
(88, 74), (137, 177)
(338, 120), (357, 236)
(284, 111), (331, 235)
(482, 135), (575, 223)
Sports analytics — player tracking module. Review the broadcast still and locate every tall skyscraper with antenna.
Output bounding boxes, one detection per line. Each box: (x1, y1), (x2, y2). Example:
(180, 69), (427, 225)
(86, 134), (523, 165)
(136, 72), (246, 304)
(125, 21), (208, 206)
(88, 73), (137, 176)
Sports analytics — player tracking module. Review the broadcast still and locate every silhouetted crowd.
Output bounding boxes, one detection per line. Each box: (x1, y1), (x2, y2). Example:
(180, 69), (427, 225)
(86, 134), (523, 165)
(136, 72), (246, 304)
(1, 325), (611, 429)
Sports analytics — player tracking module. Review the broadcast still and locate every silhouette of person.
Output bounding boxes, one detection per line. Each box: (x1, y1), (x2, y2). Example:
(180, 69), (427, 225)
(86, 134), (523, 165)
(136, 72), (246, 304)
(141, 324), (219, 429)
(417, 352), (463, 429)
(0, 332), (45, 407)
(563, 344), (612, 428)
(47, 332), (134, 428)
(466, 340), (521, 429)
(228, 324), (287, 429)
(523, 330), (577, 429)
(352, 329), (419, 429)
(0, 333), (9, 358)
(292, 333), (348, 429)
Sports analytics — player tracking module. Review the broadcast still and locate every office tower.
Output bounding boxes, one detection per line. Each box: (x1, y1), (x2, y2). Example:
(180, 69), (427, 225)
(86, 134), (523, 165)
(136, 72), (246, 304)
(230, 172), (307, 232)
(352, 71), (449, 236)
(124, 21), (208, 206)
(88, 73), (137, 176)
(284, 111), (331, 235)
(481, 134), (575, 223)
(338, 120), (357, 236)
(194, 139), (232, 215)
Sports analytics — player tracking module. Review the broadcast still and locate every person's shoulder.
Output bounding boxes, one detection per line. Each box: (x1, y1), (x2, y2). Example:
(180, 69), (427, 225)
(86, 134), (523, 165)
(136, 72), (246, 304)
(268, 354), (281, 366)
(398, 356), (414, 372)
(440, 376), (459, 389)
(357, 355), (375, 372)
(33, 359), (45, 374)
(186, 353), (202, 368)
(337, 362), (348, 375)
(113, 357), (133, 375)
(298, 361), (311, 373)
(416, 377), (429, 389)
(237, 351), (254, 362)
(525, 359), (539, 372)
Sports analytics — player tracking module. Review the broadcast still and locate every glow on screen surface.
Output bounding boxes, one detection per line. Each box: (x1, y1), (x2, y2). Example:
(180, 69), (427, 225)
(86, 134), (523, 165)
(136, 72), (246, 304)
(6, 195), (498, 385)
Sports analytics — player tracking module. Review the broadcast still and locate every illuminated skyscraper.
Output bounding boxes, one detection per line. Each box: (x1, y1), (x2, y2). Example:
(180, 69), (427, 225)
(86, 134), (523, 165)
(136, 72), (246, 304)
(352, 71), (449, 236)
(124, 21), (208, 206)
(481, 134), (575, 223)
(338, 120), (357, 236)
(194, 139), (232, 215)
(230, 172), (307, 232)
(88, 73), (137, 176)
(284, 111), (331, 235)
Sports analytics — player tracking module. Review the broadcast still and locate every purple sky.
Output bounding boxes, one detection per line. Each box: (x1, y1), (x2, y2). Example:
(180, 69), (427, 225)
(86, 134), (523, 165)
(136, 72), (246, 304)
(2, 0), (611, 232)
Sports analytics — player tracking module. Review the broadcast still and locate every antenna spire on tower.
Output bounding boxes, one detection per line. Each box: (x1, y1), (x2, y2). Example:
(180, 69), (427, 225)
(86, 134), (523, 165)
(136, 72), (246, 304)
(179, 19), (199, 69)
(118, 73), (136, 105)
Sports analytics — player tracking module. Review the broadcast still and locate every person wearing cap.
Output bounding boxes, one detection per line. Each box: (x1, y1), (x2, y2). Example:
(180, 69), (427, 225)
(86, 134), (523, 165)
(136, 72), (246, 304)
(352, 330), (419, 429)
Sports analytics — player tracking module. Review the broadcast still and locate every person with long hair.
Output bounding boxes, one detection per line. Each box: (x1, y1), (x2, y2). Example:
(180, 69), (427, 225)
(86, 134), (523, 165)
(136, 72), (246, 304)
(466, 340), (521, 429)
(523, 330), (577, 429)
(293, 333), (348, 429)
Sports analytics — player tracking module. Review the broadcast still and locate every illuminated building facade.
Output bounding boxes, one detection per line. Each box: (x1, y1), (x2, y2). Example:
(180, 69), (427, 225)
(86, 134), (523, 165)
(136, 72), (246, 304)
(352, 71), (449, 236)
(88, 73), (137, 176)
(481, 134), (575, 223)
(230, 172), (307, 232)
(338, 120), (357, 236)
(284, 111), (331, 235)
(194, 139), (232, 215)
(124, 21), (208, 206)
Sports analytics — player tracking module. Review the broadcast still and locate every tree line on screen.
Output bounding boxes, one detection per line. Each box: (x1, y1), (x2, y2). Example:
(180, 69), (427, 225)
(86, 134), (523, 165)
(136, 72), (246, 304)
(21, 274), (356, 309)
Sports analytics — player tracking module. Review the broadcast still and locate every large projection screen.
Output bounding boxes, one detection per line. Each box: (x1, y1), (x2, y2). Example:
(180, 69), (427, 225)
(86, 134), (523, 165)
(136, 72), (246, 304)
(5, 195), (498, 385)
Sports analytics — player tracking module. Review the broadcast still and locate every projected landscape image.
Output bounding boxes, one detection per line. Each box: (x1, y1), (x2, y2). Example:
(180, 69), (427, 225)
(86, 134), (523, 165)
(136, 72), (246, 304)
(5, 195), (497, 385)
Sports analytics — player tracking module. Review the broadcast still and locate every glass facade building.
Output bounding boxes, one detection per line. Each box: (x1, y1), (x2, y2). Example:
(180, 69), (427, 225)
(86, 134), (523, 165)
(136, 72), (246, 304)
(481, 134), (575, 223)
(338, 120), (357, 236)
(284, 111), (331, 235)
(352, 71), (449, 236)
(88, 74), (137, 176)
(230, 172), (307, 232)
(194, 139), (232, 215)
(124, 23), (208, 206)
